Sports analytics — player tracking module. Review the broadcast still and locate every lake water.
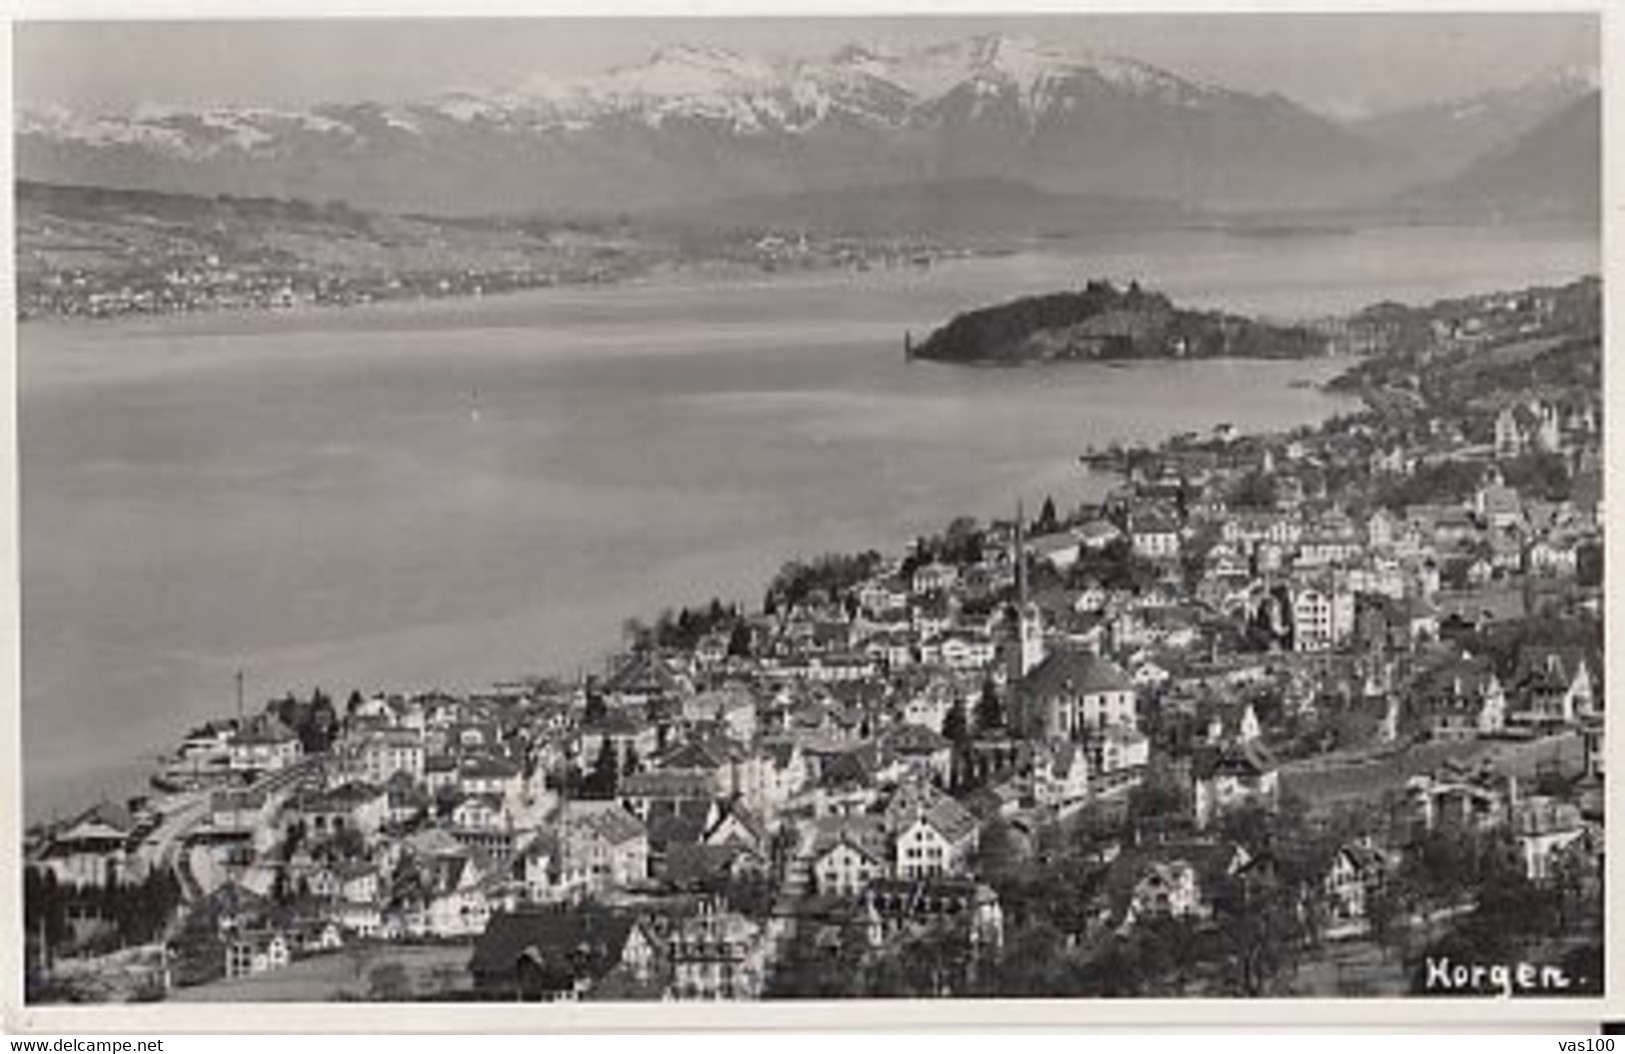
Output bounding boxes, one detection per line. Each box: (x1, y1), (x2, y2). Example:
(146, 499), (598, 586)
(20, 221), (1598, 820)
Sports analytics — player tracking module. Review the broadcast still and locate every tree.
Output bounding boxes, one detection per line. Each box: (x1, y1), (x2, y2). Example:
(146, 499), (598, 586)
(329, 825), (367, 861)
(726, 621), (753, 659)
(582, 681), (608, 726)
(23, 867), (68, 953)
(1037, 496), (1058, 533)
(1124, 758), (1190, 837)
(583, 738), (620, 799)
(971, 818), (1027, 883)
(345, 689), (364, 717)
(765, 927), (868, 998)
(1207, 868), (1308, 996)
(309, 692), (339, 753)
(1230, 471), (1278, 510)
(974, 679), (1004, 734)
(1365, 882), (1409, 963)
(941, 697), (970, 749)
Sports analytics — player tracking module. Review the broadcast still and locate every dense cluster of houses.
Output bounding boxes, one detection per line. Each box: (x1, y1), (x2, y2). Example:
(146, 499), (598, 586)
(26, 278), (1606, 1000)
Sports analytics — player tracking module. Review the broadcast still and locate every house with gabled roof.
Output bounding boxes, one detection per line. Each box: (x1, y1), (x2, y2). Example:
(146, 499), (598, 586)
(1204, 701), (1261, 748)
(732, 738), (807, 820)
(577, 706), (659, 774)
(458, 753), (524, 801)
(1509, 645), (1596, 728)
(1129, 510), (1182, 561)
(882, 780), (979, 880)
(1093, 724), (1151, 783)
(1098, 840), (1252, 934)
(34, 801), (139, 888)
(1406, 651), (1507, 740)
(1322, 841), (1395, 939)
(603, 652), (693, 708)
(643, 799), (722, 879)
(224, 929), (292, 980)
(677, 685), (758, 744)
(296, 781), (388, 841)
(451, 792), (509, 833)
(559, 802), (649, 893)
(1192, 740), (1279, 830)
(228, 717), (303, 774)
(359, 728), (426, 785)
(1028, 741), (1090, 812)
(878, 722), (954, 786)
(469, 905), (656, 1001)
(809, 815), (892, 896)
(516, 831), (565, 904)
(1404, 767), (1510, 835)
(620, 769), (720, 820)
(1511, 796), (1587, 882)
(706, 799), (767, 854)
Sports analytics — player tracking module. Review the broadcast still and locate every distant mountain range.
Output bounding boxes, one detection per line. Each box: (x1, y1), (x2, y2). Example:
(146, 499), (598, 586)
(1396, 91), (1601, 221)
(1345, 65), (1597, 183)
(16, 34), (1600, 222)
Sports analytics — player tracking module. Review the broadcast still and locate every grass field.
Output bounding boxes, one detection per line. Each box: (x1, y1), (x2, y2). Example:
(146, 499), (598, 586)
(1291, 938), (1411, 996)
(167, 942), (474, 1003)
(1280, 732), (1582, 811)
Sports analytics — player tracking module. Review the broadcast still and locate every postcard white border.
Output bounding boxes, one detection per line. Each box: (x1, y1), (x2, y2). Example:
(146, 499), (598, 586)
(0, 0), (1618, 1033)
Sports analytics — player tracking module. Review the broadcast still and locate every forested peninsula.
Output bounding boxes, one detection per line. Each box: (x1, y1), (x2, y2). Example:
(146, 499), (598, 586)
(910, 280), (1328, 364)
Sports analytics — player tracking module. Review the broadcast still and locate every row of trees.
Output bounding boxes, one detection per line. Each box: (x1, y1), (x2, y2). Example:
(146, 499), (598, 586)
(24, 867), (185, 958)
(552, 738), (642, 801)
(622, 599), (750, 654)
(764, 551), (884, 613)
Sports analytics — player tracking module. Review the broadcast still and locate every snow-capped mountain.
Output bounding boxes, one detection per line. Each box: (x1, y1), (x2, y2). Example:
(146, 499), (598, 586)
(17, 33), (1429, 215)
(1345, 63), (1599, 183)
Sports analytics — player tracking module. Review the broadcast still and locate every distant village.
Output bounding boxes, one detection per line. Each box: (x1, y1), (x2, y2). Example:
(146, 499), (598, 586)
(15, 179), (971, 322)
(17, 235), (968, 322)
(24, 275), (1605, 1003)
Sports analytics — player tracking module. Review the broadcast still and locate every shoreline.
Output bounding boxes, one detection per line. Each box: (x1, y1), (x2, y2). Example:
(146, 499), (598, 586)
(19, 269), (1595, 828)
(26, 363), (1354, 828)
(19, 215), (1600, 333)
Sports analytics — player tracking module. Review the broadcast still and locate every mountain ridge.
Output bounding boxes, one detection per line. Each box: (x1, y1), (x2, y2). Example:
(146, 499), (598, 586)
(1393, 90), (1601, 221)
(1343, 65), (1598, 183)
(17, 33), (1402, 215)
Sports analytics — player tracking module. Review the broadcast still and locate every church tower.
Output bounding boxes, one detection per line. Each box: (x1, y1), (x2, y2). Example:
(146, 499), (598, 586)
(1009, 501), (1047, 681)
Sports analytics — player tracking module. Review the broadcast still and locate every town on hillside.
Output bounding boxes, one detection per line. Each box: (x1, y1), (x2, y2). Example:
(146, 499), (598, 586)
(23, 275), (1605, 1003)
(15, 181), (970, 322)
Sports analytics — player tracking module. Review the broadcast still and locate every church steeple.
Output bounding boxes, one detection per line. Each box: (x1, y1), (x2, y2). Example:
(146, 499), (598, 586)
(1015, 498), (1028, 608)
(1009, 500), (1046, 682)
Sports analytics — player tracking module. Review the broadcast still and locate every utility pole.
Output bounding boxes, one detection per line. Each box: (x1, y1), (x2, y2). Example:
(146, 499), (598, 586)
(233, 669), (246, 882)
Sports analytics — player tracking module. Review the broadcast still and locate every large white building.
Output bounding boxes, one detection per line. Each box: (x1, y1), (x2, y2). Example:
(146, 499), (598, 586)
(1018, 649), (1138, 742)
(1291, 583), (1355, 652)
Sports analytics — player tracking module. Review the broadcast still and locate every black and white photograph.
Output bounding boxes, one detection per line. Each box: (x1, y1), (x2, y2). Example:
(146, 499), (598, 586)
(8, 5), (1609, 1016)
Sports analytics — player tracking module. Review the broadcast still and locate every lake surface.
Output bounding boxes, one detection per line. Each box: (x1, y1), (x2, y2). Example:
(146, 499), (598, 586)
(20, 221), (1598, 820)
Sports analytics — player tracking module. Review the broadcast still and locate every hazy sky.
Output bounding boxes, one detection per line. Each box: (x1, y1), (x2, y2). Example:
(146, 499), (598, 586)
(15, 12), (1599, 119)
